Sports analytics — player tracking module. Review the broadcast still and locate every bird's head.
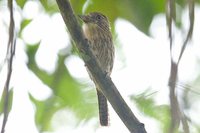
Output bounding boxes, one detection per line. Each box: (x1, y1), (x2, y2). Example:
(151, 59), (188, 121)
(79, 12), (110, 33)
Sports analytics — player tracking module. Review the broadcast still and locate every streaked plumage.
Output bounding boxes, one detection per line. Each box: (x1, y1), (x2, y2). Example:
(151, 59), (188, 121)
(79, 12), (115, 126)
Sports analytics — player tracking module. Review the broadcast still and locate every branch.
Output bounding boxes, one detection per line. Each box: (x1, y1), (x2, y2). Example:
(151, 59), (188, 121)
(177, 0), (194, 65)
(166, 0), (193, 132)
(166, 0), (175, 51)
(56, 0), (147, 132)
(168, 61), (181, 133)
(1, 0), (15, 133)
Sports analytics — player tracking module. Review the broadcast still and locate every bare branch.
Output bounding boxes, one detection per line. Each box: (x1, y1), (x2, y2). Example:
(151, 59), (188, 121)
(177, 0), (194, 64)
(168, 61), (181, 133)
(166, 0), (175, 52)
(166, 0), (194, 132)
(166, 1), (181, 132)
(1, 0), (16, 133)
(56, 0), (147, 132)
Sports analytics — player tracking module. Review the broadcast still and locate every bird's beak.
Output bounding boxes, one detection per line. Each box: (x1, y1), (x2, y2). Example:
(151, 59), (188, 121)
(78, 14), (91, 23)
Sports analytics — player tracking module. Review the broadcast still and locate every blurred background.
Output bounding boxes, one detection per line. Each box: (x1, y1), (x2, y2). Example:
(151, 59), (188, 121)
(0, 0), (200, 133)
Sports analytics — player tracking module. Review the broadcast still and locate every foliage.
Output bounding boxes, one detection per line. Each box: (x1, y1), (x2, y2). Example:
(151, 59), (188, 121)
(26, 43), (96, 130)
(0, 89), (13, 115)
(130, 91), (170, 133)
(1, 0), (198, 132)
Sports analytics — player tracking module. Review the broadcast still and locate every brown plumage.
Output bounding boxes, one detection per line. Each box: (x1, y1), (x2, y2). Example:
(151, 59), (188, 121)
(79, 12), (115, 126)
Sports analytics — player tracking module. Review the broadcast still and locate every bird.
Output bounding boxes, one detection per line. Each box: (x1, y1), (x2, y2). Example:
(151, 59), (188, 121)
(79, 12), (115, 126)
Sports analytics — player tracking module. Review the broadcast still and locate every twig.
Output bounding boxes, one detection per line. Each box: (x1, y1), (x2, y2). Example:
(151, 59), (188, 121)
(177, 0), (194, 65)
(166, 0), (194, 132)
(56, 0), (147, 132)
(1, 0), (16, 133)
(166, 0), (175, 52)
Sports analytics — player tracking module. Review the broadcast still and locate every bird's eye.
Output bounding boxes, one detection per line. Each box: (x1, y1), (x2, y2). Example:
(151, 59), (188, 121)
(96, 15), (101, 20)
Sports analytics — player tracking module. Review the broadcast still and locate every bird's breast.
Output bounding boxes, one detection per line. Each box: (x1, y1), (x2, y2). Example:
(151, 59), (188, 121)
(82, 23), (114, 74)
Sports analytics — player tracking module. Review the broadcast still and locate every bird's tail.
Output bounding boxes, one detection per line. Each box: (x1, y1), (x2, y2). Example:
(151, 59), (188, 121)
(97, 89), (108, 126)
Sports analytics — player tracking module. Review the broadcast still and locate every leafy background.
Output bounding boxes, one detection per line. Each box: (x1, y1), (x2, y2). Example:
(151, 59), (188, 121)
(0, 0), (200, 133)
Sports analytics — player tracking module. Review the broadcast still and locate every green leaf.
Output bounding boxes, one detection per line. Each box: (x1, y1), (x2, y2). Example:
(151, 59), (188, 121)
(21, 19), (32, 30)
(26, 42), (54, 87)
(0, 89), (13, 115)
(83, 0), (165, 34)
(26, 44), (97, 131)
(19, 19), (32, 38)
(29, 93), (65, 131)
(70, 0), (87, 14)
(39, 0), (59, 14)
(130, 91), (170, 133)
(16, 0), (27, 9)
(45, 53), (97, 119)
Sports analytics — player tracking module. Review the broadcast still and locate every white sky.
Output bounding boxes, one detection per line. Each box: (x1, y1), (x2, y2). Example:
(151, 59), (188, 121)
(0, 1), (200, 133)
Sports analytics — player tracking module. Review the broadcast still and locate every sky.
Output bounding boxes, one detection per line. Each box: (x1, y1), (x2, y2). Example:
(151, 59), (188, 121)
(0, 1), (200, 133)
